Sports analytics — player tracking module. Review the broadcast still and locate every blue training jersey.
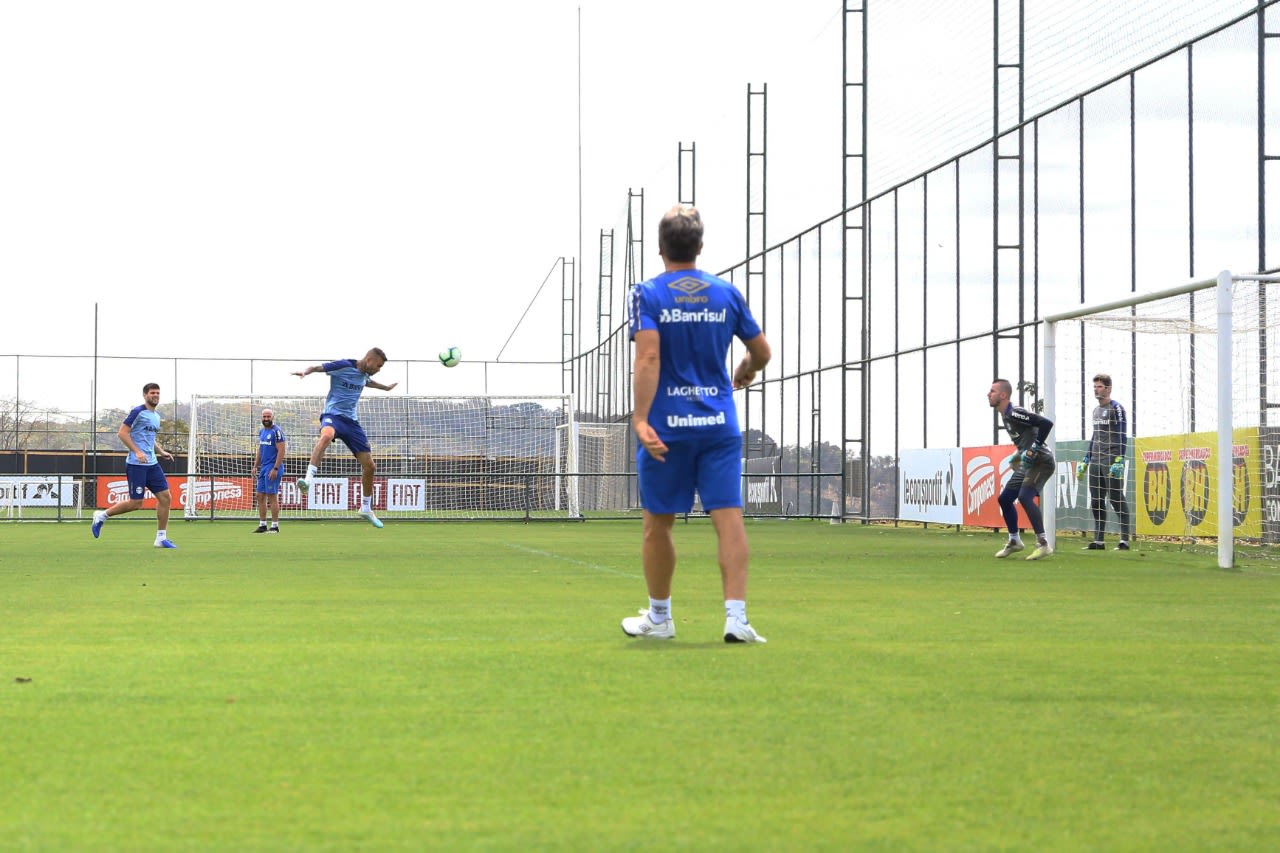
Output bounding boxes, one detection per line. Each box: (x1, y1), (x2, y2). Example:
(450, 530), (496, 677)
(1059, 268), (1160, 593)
(320, 359), (370, 420)
(258, 425), (286, 469)
(628, 269), (762, 442)
(122, 405), (161, 466)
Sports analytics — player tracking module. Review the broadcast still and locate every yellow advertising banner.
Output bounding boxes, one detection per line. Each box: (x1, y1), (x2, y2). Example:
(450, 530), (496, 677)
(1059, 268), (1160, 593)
(1135, 427), (1260, 539)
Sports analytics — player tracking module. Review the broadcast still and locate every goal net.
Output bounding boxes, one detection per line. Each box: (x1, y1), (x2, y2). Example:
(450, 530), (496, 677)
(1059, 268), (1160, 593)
(558, 421), (638, 513)
(185, 394), (581, 520)
(1044, 271), (1280, 568)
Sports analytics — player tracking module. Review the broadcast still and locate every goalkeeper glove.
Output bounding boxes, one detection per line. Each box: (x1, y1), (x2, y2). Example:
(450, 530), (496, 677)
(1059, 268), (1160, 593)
(1020, 442), (1043, 468)
(1109, 457), (1125, 478)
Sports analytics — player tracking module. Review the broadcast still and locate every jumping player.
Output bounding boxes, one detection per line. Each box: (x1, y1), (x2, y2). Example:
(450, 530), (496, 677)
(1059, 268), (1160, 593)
(292, 348), (398, 527)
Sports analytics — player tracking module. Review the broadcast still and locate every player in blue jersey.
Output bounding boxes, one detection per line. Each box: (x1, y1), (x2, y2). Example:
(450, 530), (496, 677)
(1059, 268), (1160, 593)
(292, 347), (397, 527)
(988, 378), (1056, 561)
(1076, 373), (1132, 551)
(252, 408), (288, 533)
(621, 205), (773, 644)
(90, 382), (178, 548)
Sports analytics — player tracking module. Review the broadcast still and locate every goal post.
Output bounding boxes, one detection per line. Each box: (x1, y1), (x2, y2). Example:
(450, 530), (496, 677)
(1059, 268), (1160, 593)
(558, 421), (638, 514)
(185, 394), (580, 520)
(1044, 270), (1280, 569)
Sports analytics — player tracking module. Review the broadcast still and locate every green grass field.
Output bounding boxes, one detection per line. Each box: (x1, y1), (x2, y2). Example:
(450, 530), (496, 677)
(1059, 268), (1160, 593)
(2, 519), (1277, 850)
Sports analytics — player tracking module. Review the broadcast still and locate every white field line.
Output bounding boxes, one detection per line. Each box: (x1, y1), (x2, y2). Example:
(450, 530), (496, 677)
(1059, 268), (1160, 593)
(504, 542), (641, 580)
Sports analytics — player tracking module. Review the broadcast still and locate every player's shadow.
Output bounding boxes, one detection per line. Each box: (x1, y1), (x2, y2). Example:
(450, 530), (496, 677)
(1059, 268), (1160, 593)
(619, 640), (736, 651)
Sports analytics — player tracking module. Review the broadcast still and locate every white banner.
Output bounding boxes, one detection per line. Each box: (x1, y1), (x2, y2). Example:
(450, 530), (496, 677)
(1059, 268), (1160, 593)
(302, 477), (349, 511)
(387, 478), (426, 511)
(898, 448), (963, 523)
(0, 476), (79, 507)
(179, 478), (248, 510)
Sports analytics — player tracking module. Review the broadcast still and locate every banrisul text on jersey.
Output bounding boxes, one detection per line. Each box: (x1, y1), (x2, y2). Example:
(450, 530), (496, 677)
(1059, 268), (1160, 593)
(629, 270), (761, 442)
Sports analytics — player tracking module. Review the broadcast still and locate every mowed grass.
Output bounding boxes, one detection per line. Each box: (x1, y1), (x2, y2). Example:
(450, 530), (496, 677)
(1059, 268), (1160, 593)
(1, 519), (1277, 850)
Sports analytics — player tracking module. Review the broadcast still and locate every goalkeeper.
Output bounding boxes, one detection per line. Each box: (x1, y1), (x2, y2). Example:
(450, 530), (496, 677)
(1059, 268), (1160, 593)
(987, 379), (1056, 561)
(1076, 373), (1132, 551)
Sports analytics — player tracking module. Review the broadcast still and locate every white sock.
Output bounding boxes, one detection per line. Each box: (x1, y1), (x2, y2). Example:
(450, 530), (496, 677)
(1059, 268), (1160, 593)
(725, 599), (747, 621)
(361, 497), (372, 512)
(306, 464), (318, 479)
(648, 598), (671, 623)
(155, 529), (166, 541)
(1009, 534), (1022, 544)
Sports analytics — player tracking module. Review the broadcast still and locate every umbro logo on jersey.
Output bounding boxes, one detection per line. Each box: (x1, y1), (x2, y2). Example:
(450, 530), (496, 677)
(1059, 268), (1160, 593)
(666, 277), (710, 296)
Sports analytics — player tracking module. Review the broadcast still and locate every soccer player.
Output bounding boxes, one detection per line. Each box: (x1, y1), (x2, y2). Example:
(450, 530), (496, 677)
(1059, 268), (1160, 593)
(292, 348), (398, 528)
(1076, 373), (1132, 551)
(622, 205), (773, 644)
(987, 378), (1056, 561)
(90, 382), (178, 548)
(253, 408), (287, 533)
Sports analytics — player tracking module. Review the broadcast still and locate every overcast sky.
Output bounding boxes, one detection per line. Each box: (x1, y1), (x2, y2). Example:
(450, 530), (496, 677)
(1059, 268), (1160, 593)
(0, 1), (845, 369)
(1, 0), (1260, 412)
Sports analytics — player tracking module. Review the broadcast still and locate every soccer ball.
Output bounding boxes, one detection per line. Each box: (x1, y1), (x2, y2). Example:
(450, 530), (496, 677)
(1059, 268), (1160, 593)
(438, 346), (461, 368)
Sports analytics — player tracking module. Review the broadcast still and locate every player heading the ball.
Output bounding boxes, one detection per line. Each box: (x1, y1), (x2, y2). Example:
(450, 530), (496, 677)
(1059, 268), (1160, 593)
(292, 347), (398, 528)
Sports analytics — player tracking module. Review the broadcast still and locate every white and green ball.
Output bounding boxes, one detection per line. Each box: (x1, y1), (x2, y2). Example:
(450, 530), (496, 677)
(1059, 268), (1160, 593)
(438, 346), (462, 368)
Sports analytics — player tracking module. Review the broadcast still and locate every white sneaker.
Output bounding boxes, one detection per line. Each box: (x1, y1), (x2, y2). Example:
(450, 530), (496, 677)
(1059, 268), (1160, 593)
(621, 609), (675, 639)
(1026, 543), (1053, 561)
(297, 477), (311, 495)
(724, 616), (767, 644)
(359, 508), (384, 529)
(995, 540), (1024, 558)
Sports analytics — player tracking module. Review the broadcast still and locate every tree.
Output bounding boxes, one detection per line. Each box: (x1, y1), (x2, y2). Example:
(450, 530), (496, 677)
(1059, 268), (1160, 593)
(1018, 380), (1044, 414)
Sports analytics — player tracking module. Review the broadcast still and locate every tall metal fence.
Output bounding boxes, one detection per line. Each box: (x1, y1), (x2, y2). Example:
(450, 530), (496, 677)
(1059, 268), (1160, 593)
(5, 3), (1278, 523)
(569, 2), (1277, 520)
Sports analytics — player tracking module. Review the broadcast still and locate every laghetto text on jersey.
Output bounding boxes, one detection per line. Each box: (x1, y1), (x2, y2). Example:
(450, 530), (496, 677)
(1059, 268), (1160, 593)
(629, 270), (762, 442)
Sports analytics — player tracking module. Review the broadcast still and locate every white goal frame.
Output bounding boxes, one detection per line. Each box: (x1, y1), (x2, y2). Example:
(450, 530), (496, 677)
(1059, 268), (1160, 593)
(1044, 270), (1280, 569)
(185, 393), (581, 521)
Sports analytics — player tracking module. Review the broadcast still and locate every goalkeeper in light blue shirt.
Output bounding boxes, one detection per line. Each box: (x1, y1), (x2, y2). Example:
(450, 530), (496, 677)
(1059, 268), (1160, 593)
(621, 205), (773, 645)
(292, 347), (398, 528)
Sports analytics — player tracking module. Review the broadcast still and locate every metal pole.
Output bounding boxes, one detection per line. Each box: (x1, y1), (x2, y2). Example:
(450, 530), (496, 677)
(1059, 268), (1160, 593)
(1043, 318), (1057, 550)
(91, 303), (98, 479)
(1216, 270), (1233, 570)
